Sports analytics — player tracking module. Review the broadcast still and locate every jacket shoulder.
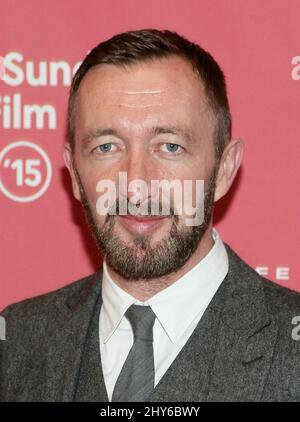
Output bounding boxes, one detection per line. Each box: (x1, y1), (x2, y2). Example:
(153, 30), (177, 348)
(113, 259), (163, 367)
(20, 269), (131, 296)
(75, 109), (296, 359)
(262, 277), (300, 312)
(225, 242), (300, 318)
(0, 271), (101, 321)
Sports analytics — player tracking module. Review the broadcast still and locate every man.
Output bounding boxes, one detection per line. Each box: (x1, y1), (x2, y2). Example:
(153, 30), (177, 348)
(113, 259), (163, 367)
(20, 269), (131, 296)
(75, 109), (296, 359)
(1, 29), (299, 402)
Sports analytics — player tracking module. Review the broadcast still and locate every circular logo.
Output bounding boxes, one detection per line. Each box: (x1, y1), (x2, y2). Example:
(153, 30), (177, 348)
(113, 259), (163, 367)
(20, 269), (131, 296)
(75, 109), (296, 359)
(0, 141), (52, 202)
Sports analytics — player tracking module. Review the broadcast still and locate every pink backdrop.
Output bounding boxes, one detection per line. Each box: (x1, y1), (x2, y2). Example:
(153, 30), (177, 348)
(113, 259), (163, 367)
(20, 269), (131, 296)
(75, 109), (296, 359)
(1, 0), (299, 310)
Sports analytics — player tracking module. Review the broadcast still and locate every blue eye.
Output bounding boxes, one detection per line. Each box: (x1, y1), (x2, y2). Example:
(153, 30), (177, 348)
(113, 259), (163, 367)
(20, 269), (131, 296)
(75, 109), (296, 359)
(96, 143), (115, 153)
(161, 143), (181, 153)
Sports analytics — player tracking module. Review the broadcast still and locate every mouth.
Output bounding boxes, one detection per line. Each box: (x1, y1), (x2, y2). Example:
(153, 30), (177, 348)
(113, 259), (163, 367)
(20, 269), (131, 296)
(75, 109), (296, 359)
(117, 214), (169, 234)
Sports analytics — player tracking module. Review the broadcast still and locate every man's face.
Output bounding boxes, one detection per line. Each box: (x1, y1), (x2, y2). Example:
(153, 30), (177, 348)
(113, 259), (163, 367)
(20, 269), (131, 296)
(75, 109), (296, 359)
(68, 56), (219, 280)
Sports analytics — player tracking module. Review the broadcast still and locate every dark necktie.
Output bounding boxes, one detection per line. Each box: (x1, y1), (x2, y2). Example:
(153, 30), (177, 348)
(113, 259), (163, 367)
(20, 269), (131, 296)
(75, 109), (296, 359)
(111, 304), (156, 402)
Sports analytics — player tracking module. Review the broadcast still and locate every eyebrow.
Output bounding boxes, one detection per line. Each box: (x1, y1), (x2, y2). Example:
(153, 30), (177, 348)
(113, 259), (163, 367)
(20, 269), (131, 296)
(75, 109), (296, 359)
(81, 125), (195, 146)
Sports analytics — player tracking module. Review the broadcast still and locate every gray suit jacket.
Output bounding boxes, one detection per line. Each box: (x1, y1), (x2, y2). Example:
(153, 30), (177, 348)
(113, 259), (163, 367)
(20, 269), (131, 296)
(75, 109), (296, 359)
(1, 243), (300, 402)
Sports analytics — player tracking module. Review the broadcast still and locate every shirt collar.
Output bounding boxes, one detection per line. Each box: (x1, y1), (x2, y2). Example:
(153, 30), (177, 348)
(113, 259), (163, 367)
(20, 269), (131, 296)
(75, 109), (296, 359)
(101, 227), (228, 344)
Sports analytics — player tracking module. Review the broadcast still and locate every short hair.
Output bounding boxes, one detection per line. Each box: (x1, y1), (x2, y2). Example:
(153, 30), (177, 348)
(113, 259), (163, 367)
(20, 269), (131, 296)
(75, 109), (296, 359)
(67, 29), (232, 162)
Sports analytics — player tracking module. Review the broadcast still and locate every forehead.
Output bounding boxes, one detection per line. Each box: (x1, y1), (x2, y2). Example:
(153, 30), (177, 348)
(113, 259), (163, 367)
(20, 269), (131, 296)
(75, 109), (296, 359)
(74, 56), (214, 137)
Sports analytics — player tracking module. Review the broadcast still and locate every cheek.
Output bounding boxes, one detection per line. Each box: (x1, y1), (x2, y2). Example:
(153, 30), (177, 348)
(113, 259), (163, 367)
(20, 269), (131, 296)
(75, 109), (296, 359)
(79, 171), (102, 206)
(191, 156), (215, 182)
(80, 172), (118, 224)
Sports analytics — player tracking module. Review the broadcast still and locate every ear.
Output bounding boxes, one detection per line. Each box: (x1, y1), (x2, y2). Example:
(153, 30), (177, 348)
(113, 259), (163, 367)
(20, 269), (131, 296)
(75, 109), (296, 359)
(214, 139), (244, 202)
(63, 143), (81, 201)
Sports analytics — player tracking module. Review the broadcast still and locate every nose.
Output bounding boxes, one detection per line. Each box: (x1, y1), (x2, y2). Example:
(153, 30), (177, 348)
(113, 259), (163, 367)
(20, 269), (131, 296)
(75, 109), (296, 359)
(119, 149), (153, 207)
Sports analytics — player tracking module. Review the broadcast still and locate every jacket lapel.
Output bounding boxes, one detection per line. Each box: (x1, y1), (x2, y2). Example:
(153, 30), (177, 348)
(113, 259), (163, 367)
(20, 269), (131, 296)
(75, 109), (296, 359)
(41, 270), (108, 401)
(148, 296), (223, 401)
(149, 244), (278, 402)
(206, 244), (279, 401)
(74, 285), (109, 402)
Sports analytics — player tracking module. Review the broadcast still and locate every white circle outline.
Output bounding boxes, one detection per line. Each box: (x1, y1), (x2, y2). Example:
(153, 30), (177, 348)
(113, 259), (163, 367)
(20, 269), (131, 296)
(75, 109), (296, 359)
(0, 141), (52, 203)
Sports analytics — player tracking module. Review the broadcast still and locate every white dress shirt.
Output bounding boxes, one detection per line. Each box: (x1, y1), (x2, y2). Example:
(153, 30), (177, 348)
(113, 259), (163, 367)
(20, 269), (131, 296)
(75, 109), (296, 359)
(99, 227), (229, 401)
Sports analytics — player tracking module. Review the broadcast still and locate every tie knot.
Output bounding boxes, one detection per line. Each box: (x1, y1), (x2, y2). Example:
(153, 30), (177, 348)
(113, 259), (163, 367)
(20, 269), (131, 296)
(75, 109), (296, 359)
(125, 304), (156, 342)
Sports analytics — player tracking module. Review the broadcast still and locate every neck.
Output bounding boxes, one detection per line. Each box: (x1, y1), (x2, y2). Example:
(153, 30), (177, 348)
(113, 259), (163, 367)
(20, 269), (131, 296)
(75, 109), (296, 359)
(105, 224), (214, 302)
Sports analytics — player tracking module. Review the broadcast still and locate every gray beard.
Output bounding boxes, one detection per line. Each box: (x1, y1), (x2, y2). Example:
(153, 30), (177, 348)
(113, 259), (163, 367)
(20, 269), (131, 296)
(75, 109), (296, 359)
(75, 166), (218, 281)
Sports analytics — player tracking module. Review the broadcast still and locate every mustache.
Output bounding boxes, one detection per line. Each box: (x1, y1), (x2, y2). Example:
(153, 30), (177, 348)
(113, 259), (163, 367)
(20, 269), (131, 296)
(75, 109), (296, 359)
(105, 197), (177, 223)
